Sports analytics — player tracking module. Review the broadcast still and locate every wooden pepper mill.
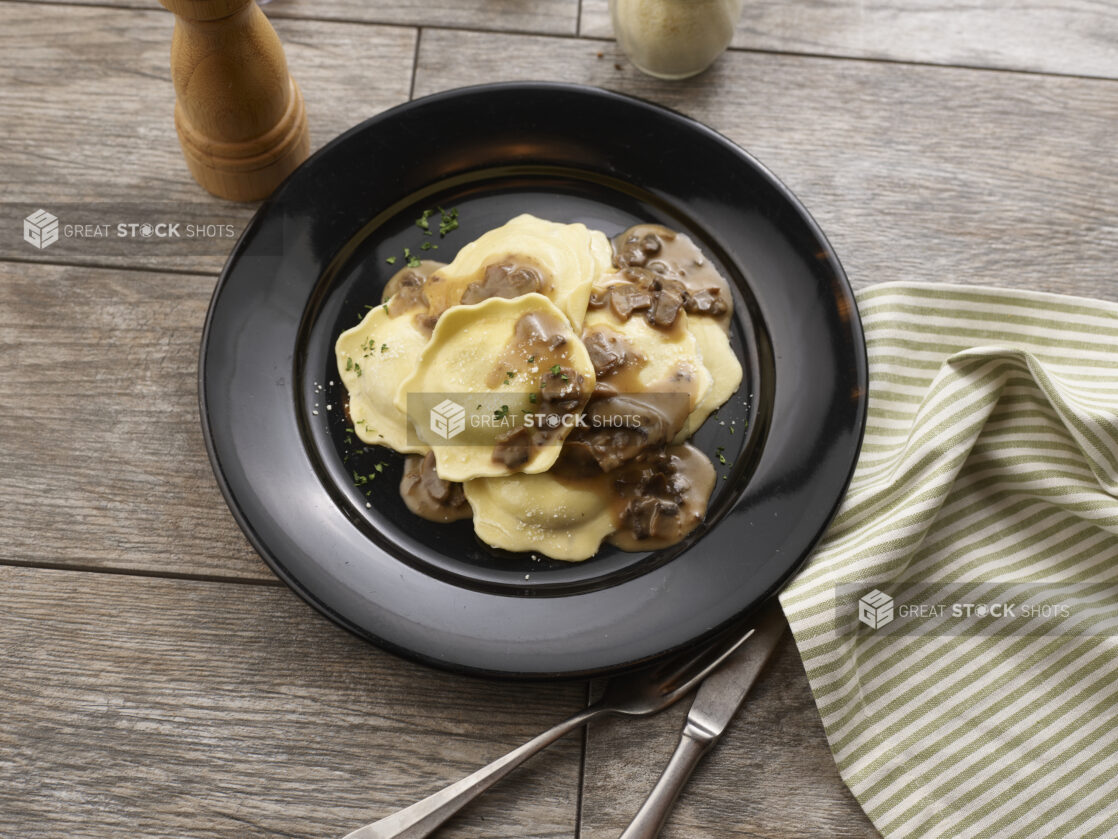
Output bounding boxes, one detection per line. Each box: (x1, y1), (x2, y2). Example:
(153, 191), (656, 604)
(160, 0), (310, 201)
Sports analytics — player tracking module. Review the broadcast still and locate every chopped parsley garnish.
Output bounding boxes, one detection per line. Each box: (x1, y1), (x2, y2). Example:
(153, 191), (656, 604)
(550, 364), (562, 375)
(393, 207), (457, 270)
(494, 404), (509, 420)
(380, 343), (388, 353)
(353, 362), (362, 376)
(527, 355), (536, 363)
(528, 392), (538, 403)
(438, 206), (459, 237)
(353, 463), (387, 489)
(345, 357), (353, 371)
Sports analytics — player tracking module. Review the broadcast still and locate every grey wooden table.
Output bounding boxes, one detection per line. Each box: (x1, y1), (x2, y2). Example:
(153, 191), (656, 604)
(2, 1), (1116, 837)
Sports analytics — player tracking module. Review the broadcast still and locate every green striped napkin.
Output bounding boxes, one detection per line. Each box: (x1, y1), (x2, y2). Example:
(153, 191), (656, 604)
(780, 282), (1118, 839)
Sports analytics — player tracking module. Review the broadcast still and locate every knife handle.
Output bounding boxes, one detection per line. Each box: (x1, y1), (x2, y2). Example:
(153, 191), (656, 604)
(618, 721), (715, 839)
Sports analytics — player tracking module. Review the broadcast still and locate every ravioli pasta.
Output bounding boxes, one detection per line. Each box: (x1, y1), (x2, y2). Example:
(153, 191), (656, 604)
(678, 317), (743, 442)
(335, 215), (744, 561)
(464, 471), (617, 562)
(422, 213), (613, 329)
(396, 293), (596, 482)
(336, 301), (431, 454)
(582, 306), (712, 426)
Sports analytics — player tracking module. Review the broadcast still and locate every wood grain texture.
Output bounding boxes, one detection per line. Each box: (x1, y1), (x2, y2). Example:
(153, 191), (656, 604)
(580, 635), (879, 838)
(581, 0), (1118, 79)
(0, 261), (271, 579)
(0, 3), (414, 272)
(0, 565), (586, 839)
(3, 6), (1116, 839)
(413, 29), (1118, 302)
(4, 0), (580, 36)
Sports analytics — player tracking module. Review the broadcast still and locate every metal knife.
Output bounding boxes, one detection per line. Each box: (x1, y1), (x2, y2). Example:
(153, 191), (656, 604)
(618, 601), (787, 839)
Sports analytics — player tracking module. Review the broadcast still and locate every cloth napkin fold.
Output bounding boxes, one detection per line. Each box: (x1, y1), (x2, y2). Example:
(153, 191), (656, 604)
(780, 282), (1118, 839)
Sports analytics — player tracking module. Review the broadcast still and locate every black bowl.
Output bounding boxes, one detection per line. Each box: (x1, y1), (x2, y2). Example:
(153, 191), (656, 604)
(199, 82), (867, 678)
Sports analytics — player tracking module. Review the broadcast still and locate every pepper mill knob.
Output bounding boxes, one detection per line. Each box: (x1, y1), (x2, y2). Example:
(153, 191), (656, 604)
(160, 0), (310, 201)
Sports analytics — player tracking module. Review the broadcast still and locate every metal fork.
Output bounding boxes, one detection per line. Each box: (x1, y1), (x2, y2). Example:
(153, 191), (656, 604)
(341, 622), (759, 839)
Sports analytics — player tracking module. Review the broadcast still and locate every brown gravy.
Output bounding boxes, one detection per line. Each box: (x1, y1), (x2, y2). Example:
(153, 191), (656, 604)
(382, 260), (443, 309)
(582, 324), (645, 383)
(381, 260), (445, 335)
(399, 451), (471, 523)
(423, 254), (553, 322)
(487, 310), (591, 468)
(563, 390), (692, 473)
(460, 260), (546, 305)
(573, 320), (699, 471)
(551, 443), (716, 549)
(590, 225), (732, 331)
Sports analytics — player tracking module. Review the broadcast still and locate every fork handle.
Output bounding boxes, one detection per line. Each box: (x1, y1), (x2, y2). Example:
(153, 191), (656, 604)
(342, 705), (603, 839)
(617, 723), (713, 839)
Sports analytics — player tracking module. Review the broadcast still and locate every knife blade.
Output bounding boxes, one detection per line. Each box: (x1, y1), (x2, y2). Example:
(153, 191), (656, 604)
(618, 601), (787, 839)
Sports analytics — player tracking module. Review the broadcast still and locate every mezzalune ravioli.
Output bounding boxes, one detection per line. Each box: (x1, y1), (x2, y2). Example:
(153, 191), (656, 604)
(335, 214), (742, 561)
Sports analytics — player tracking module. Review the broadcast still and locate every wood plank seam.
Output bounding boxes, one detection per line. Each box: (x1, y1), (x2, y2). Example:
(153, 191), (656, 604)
(409, 26), (422, 100)
(720, 42), (1118, 85)
(0, 559), (286, 586)
(0, 255), (222, 278)
(2, 0), (1116, 83)
(0, 0), (581, 43)
(575, 694), (591, 839)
